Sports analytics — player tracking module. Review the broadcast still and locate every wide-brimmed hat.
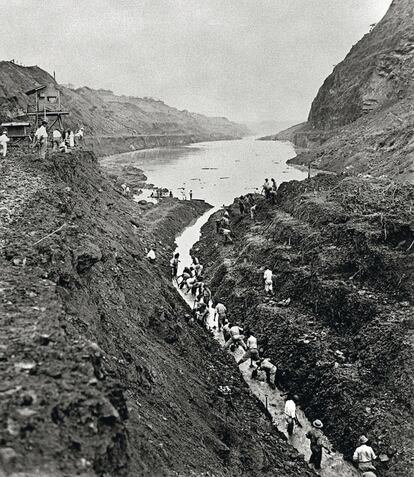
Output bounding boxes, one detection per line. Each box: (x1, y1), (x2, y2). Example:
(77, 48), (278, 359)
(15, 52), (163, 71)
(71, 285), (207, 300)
(359, 435), (368, 445)
(41, 120), (48, 125)
(313, 420), (323, 429)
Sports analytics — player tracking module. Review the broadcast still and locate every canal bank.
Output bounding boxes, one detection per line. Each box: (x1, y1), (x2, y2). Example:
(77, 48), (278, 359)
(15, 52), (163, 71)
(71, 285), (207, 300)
(189, 174), (413, 477)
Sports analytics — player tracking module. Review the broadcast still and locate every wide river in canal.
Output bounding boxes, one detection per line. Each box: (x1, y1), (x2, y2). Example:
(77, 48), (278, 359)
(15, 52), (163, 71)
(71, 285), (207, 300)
(102, 136), (309, 205)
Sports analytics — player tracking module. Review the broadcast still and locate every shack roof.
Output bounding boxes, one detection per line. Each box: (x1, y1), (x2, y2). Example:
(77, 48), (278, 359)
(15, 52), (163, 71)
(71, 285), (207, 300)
(1, 122), (30, 127)
(25, 85), (46, 96)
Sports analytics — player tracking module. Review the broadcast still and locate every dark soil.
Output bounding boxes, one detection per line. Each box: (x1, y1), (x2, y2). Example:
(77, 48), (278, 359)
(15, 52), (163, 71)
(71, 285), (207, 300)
(194, 173), (414, 477)
(0, 148), (313, 476)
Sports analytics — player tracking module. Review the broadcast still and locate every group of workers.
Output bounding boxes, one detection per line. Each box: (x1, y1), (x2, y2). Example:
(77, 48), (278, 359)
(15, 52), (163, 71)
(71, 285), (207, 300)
(33, 120), (85, 159)
(236, 193), (258, 220)
(170, 195), (379, 476)
(262, 177), (278, 204)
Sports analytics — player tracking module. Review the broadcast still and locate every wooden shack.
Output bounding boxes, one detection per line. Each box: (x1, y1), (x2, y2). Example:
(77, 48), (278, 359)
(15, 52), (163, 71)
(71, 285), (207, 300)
(0, 121), (31, 141)
(24, 83), (69, 130)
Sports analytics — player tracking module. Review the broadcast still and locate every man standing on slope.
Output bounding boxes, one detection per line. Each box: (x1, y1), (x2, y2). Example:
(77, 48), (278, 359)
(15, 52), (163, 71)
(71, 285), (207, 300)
(214, 301), (227, 331)
(263, 267), (274, 295)
(34, 120), (48, 159)
(0, 130), (10, 157)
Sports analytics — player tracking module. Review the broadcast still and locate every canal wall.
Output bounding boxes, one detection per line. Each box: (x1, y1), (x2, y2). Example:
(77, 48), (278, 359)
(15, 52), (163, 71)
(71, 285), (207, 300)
(193, 173), (414, 477)
(0, 147), (313, 476)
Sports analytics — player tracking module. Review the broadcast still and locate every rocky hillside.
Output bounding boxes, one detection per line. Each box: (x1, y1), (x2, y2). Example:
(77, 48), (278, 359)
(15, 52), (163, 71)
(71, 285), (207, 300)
(0, 61), (249, 155)
(194, 174), (414, 477)
(0, 147), (312, 477)
(262, 0), (414, 181)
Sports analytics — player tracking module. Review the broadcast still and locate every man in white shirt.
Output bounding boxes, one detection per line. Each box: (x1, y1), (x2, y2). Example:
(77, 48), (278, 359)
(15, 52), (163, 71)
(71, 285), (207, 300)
(223, 324), (247, 351)
(353, 436), (377, 472)
(214, 302), (227, 331)
(255, 357), (277, 388)
(0, 130), (10, 157)
(34, 120), (48, 158)
(237, 332), (259, 366)
(52, 129), (62, 151)
(284, 394), (298, 436)
(263, 267), (273, 295)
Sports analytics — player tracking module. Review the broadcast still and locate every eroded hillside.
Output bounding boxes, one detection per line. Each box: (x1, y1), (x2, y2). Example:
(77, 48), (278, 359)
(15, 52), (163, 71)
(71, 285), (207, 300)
(0, 147), (312, 477)
(194, 174), (414, 477)
(262, 0), (414, 181)
(0, 61), (249, 156)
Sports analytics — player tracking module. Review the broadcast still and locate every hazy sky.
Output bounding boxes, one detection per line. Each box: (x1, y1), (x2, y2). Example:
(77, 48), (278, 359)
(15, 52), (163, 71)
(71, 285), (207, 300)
(1, 0), (392, 123)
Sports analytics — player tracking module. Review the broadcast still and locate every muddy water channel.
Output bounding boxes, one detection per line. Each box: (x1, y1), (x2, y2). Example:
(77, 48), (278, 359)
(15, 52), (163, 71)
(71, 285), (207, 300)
(108, 138), (360, 475)
(174, 217), (360, 477)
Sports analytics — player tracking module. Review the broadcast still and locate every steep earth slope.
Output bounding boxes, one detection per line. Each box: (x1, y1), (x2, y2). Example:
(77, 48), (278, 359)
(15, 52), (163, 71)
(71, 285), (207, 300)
(0, 147), (312, 477)
(0, 61), (249, 156)
(194, 174), (414, 477)
(262, 0), (414, 181)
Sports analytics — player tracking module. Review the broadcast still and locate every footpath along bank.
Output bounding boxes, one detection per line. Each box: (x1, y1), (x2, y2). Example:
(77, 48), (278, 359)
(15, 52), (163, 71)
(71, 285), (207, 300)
(192, 173), (414, 477)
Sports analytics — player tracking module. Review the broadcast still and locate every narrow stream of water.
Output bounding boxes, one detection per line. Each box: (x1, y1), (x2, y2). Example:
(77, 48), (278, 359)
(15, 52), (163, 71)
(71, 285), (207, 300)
(174, 220), (360, 477)
(107, 137), (360, 475)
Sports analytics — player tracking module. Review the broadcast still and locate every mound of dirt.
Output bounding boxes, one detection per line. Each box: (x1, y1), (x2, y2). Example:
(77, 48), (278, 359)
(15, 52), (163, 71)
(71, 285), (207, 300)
(0, 147), (312, 476)
(194, 173), (414, 477)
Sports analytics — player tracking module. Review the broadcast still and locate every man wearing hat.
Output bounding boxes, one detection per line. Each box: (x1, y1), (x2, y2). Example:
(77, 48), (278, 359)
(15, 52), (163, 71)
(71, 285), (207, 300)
(353, 435), (377, 472)
(306, 419), (331, 470)
(34, 120), (48, 159)
(0, 130), (10, 157)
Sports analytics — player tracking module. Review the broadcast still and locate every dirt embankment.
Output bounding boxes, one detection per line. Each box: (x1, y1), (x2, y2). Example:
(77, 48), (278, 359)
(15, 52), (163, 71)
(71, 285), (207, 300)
(194, 174), (414, 477)
(0, 148), (313, 476)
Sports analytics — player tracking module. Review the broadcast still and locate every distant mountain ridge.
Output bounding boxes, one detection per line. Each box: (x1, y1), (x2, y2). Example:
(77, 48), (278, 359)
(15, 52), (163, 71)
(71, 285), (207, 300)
(0, 61), (249, 155)
(261, 0), (414, 182)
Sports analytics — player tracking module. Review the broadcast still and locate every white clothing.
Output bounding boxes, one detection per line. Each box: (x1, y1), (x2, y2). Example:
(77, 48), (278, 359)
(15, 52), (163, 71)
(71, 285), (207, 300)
(353, 445), (376, 464)
(230, 325), (243, 337)
(52, 130), (62, 139)
(69, 131), (75, 148)
(35, 126), (48, 140)
(0, 134), (9, 157)
(215, 303), (227, 315)
(260, 358), (276, 373)
(284, 400), (296, 418)
(264, 269), (273, 282)
(246, 335), (258, 350)
(146, 249), (156, 260)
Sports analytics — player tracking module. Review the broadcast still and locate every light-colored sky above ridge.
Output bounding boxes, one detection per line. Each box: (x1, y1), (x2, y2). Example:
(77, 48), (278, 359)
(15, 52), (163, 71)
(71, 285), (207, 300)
(1, 0), (392, 123)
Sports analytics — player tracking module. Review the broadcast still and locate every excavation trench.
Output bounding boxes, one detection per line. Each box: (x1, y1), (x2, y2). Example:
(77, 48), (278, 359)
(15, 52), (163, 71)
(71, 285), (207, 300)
(173, 211), (360, 477)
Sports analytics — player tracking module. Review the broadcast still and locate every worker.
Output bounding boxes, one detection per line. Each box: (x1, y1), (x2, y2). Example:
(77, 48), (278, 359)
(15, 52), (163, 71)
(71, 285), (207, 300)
(178, 266), (192, 289)
(250, 204), (257, 220)
(170, 253), (180, 279)
(74, 127), (84, 145)
(189, 190), (193, 200)
(214, 302), (227, 331)
(238, 196), (245, 215)
(353, 436), (377, 473)
(222, 228), (233, 244)
(34, 120), (48, 159)
(284, 394), (300, 436)
(69, 130), (75, 148)
(270, 178), (277, 204)
(223, 324), (247, 351)
(146, 247), (156, 263)
(222, 320), (231, 341)
(262, 178), (271, 199)
(306, 420), (331, 470)
(200, 284), (211, 305)
(237, 332), (259, 366)
(263, 267), (274, 295)
(0, 130), (10, 157)
(195, 301), (209, 327)
(255, 357), (277, 388)
(52, 129), (62, 151)
(194, 262), (204, 277)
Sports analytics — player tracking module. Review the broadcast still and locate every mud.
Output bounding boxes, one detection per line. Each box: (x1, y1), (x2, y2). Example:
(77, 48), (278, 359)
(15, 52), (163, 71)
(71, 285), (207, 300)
(0, 147), (314, 476)
(194, 173), (414, 477)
